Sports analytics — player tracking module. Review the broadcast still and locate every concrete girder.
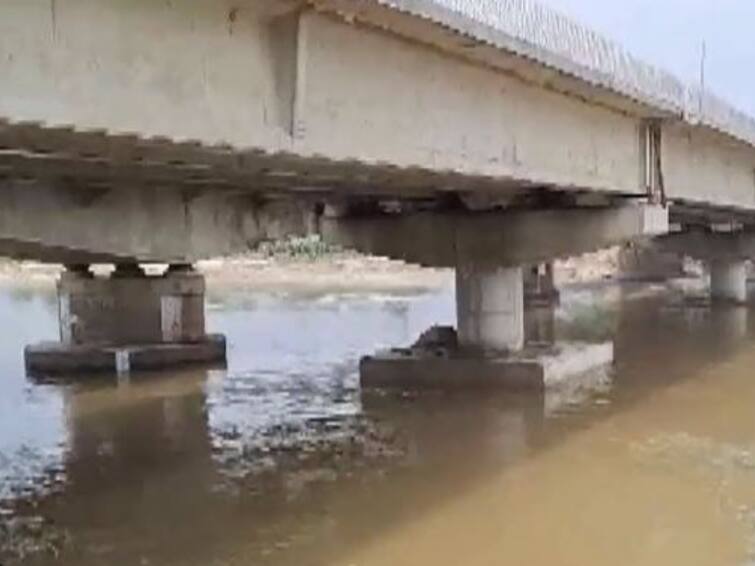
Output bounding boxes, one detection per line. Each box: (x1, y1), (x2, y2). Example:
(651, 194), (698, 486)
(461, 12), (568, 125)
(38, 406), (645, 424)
(657, 230), (755, 261)
(0, 5), (646, 198)
(1, 3), (755, 216)
(0, 237), (132, 264)
(0, 180), (315, 263)
(320, 204), (669, 268)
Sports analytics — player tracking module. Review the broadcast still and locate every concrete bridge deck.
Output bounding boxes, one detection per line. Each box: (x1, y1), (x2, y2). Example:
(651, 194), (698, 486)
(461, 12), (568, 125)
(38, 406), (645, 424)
(1, 0), (755, 252)
(2, 0), (755, 381)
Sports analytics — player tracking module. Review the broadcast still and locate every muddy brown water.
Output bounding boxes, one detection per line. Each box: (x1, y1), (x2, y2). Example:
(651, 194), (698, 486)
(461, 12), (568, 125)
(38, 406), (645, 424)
(2, 282), (755, 565)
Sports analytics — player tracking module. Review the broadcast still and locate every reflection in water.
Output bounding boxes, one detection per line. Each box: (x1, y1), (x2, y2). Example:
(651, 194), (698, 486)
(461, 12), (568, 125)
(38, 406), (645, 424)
(2, 282), (755, 564)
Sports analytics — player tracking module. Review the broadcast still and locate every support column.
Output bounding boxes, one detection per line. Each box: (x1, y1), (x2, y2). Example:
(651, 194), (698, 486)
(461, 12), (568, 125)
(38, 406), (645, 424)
(456, 264), (524, 352)
(524, 262), (560, 307)
(524, 306), (556, 344)
(26, 264), (226, 375)
(360, 258), (613, 390)
(710, 259), (747, 304)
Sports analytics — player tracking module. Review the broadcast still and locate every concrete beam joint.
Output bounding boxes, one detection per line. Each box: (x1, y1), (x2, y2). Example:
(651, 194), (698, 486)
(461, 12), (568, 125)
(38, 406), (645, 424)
(321, 203), (668, 268)
(657, 230), (755, 261)
(113, 263), (146, 278)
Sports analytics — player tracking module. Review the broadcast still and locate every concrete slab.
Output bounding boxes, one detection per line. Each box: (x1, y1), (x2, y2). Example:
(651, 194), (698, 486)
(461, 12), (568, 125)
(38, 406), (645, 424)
(360, 341), (614, 391)
(24, 334), (226, 376)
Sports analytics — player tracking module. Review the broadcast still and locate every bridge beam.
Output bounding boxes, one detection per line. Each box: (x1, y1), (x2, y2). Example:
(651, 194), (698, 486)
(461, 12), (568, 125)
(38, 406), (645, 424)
(320, 203), (668, 268)
(0, 180), (315, 263)
(657, 230), (755, 262)
(25, 265), (225, 375)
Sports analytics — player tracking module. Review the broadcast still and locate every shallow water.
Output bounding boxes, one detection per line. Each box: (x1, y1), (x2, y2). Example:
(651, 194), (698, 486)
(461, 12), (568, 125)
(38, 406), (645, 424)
(2, 281), (755, 565)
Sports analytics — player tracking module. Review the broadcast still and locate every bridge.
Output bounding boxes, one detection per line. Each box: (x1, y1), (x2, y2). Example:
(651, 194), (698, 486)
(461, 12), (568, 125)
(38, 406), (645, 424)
(2, 0), (755, 385)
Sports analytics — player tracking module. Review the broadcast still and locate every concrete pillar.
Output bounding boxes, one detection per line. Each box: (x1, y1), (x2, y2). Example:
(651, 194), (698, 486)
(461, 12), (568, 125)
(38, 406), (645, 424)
(524, 262), (560, 306)
(710, 259), (747, 304)
(456, 264), (524, 352)
(26, 264), (225, 375)
(58, 265), (206, 346)
(524, 306), (556, 344)
(543, 263), (557, 296)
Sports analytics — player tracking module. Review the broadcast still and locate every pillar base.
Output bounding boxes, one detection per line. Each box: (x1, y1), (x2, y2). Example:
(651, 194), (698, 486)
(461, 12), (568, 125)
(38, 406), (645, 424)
(360, 327), (613, 391)
(24, 334), (226, 376)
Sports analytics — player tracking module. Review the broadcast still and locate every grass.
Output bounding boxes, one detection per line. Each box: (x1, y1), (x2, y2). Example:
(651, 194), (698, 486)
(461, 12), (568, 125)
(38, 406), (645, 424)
(254, 235), (343, 262)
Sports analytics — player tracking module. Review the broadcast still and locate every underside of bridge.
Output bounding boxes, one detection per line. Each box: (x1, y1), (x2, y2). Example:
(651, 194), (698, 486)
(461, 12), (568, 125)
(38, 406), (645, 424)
(3, 0), (755, 384)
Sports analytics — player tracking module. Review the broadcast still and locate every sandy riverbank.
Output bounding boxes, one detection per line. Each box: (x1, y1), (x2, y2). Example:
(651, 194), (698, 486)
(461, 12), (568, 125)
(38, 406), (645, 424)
(0, 253), (453, 296)
(0, 245), (634, 295)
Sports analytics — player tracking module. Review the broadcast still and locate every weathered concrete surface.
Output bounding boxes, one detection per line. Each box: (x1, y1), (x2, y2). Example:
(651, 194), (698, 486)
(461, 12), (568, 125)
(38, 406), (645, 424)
(321, 204), (669, 268)
(360, 342), (614, 391)
(25, 268), (227, 374)
(0, 181), (314, 263)
(656, 230), (755, 302)
(0, 179), (665, 264)
(456, 264), (523, 352)
(1, 0), (755, 221)
(320, 0), (755, 148)
(618, 241), (686, 281)
(25, 335), (226, 376)
(658, 230), (755, 262)
(0, 3), (645, 196)
(58, 269), (206, 346)
(710, 260), (748, 304)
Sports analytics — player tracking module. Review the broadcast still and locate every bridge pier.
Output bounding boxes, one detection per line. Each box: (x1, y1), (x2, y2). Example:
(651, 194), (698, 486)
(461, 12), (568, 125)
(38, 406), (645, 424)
(325, 203), (666, 390)
(656, 230), (752, 304)
(710, 259), (748, 304)
(361, 257), (612, 391)
(524, 263), (560, 307)
(25, 265), (225, 376)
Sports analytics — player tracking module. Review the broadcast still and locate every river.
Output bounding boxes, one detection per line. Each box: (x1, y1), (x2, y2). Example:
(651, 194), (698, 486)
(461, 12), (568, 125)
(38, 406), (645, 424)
(1, 279), (755, 565)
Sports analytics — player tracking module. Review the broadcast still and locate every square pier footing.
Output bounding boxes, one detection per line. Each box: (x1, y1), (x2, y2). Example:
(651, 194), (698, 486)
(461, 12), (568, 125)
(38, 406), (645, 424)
(360, 342), (614, 391)
(25, 334), (226, 376)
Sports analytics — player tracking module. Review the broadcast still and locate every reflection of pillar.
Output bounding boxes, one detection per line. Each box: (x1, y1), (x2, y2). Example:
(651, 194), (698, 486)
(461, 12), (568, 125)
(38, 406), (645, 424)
(64, 371), (215, 487)
(360, 389), (545, 470)
(56, 370), (223, 563)
(524, 306), (556, 344)
(710, 259), (747, 303)
(456, 264), (524, 351)
(710, 306), (748, 342)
